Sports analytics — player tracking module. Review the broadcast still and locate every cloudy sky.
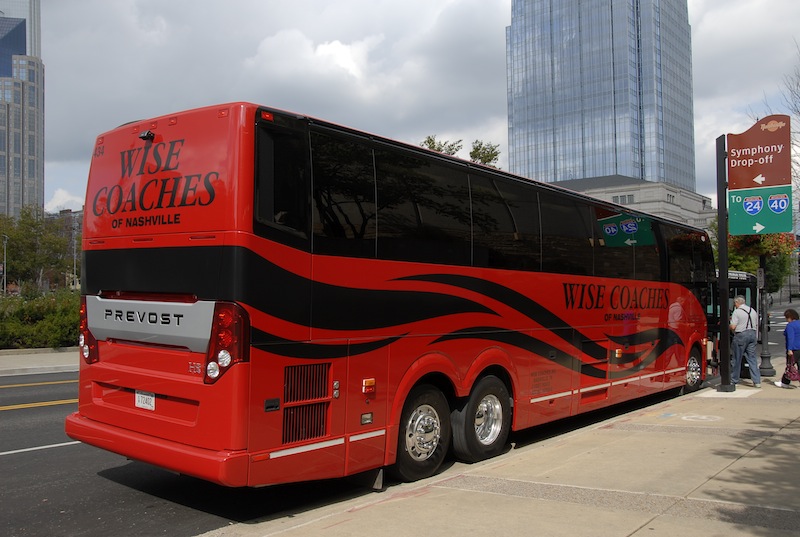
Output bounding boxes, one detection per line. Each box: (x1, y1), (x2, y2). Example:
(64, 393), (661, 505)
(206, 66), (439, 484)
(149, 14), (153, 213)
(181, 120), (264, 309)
(40, 0), (800, 212)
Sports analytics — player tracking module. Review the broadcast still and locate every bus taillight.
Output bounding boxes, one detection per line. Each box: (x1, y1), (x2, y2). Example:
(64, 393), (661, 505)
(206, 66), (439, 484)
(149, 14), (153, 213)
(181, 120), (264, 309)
(79, 296), (99, 364)
(204, 302), (250, 384)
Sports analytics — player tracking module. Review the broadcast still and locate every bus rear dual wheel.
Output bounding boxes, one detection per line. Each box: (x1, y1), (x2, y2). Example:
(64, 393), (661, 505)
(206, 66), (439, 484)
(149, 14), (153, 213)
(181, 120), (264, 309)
(451, 375), (511, 463)
(391, 376), (511, 482)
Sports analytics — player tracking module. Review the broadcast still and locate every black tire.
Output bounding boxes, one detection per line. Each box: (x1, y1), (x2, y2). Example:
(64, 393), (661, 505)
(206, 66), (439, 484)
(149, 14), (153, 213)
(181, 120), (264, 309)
(391, 384), (451, 482)
(684, 348), (704, 392)
(451, 375), (511, 463)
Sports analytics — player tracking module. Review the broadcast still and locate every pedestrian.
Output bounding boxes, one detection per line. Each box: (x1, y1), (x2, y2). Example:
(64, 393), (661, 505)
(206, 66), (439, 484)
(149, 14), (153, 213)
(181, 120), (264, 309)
(775, 308), (800, 388)
(730, 295), (760, 387)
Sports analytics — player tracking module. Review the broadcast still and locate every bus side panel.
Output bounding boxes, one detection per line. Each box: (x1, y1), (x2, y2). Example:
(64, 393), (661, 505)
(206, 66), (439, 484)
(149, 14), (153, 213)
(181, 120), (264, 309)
(605, 312), (666, 401)
(519, 328), (575, 428)
(344, 343), (389, 476)
(246, 347), (348, 485)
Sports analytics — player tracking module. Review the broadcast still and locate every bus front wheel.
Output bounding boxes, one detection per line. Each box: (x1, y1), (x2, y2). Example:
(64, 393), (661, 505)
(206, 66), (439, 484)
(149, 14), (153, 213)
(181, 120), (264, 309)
(684, 349), (704, 392)
(391, 384), (451, 482)
(451, 375), (511, 463)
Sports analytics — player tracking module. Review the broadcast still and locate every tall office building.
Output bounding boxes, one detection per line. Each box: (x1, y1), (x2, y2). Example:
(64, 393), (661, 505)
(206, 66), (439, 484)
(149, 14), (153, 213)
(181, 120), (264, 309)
(0, 0), (44, 217)
(506, 0), (696, 191)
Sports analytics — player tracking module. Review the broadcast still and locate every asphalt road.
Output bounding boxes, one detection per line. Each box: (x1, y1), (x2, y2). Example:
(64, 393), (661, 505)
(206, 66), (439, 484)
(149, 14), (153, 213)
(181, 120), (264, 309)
(1, 370), (691, 537)
(0, 372), (376, 537)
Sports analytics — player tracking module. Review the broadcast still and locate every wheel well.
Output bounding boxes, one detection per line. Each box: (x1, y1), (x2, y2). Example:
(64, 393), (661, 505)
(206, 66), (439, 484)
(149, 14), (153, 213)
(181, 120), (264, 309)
(476, 366), (513, 401)
(413, 372), (457, 409)
(691, 341), (704, 369)
(453, 365), (514, 410)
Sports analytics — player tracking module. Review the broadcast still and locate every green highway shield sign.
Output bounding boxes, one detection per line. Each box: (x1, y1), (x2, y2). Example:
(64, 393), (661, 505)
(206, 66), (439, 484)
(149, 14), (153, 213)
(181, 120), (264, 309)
(598, 214), (655, 247)
(728, 185), (793, 235)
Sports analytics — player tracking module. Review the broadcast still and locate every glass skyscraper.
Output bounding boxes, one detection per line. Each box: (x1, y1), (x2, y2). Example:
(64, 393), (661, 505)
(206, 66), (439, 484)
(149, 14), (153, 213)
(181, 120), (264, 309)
(0, 0), (43, 217)
(506, 0), (695, 191)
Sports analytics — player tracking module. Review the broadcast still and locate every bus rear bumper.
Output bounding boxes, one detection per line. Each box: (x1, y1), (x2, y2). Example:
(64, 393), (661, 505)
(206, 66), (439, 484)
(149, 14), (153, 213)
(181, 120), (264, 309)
(65, 412), (249, 487)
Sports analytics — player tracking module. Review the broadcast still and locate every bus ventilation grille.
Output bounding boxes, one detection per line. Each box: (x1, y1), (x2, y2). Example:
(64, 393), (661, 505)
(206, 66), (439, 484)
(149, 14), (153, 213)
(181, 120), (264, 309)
(283, 363), (330, 444)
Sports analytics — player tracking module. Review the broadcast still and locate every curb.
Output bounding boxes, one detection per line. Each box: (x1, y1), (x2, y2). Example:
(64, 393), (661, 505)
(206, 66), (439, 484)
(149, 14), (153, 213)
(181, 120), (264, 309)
(0, 364), (79, 377)
(0, 347), (79, 356)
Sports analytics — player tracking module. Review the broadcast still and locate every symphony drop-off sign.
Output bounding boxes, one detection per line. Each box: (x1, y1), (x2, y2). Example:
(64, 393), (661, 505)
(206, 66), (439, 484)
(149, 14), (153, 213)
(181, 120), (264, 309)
(727, 115), (792, 236)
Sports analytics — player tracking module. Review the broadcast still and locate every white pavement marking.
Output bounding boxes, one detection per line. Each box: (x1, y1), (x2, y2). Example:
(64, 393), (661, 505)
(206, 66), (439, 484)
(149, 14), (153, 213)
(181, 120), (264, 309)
(0, 441), (81, 457)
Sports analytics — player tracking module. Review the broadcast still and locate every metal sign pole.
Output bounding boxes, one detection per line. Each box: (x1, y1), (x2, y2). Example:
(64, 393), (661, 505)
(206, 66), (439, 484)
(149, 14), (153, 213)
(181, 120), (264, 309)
(717, 134), (734, 392)
(758, 258), (775, 376)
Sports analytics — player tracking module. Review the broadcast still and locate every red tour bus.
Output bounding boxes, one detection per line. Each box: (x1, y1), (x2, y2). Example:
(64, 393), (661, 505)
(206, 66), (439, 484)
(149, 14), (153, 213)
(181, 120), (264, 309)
(65, 102), (714, 487)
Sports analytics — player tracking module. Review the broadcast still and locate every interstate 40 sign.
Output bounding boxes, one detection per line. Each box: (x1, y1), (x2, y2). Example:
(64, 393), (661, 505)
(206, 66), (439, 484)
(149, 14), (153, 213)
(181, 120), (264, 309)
(727, 115), (792, 236)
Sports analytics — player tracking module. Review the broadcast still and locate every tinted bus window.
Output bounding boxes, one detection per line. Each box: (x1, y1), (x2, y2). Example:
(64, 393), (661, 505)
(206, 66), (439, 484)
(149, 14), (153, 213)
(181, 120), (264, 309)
(540, 192), (594, 275)
(311, 131), (377, 258)
(663, 227), (712, 284)
(375, 150), (471, 265)
(593, 207), (634, 279)
(255, 118), (311, 250)
(594, 208), (662, 281)
(472, 175), (542, 271)
(632, 219), (663, 281)
(663, 226), (714, 310)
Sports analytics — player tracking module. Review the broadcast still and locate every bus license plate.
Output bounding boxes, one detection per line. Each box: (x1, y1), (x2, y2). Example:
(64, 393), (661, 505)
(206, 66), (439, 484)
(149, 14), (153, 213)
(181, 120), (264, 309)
(135, 390), (156, 411)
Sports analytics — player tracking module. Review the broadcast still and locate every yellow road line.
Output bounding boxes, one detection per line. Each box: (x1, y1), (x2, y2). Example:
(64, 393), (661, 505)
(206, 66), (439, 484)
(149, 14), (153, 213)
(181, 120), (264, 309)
(0, 398), (79, 411)
(0, 380), (78, 389)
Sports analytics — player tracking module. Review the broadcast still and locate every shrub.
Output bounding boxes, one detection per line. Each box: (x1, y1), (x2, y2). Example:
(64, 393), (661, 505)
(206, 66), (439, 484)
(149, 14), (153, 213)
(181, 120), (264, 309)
(0, 290), (80, 349)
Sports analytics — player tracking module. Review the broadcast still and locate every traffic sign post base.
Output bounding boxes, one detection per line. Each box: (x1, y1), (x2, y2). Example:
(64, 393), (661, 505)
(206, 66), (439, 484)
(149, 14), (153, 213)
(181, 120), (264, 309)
(759, 353), (776, 378)
(757, 259), (774, 378)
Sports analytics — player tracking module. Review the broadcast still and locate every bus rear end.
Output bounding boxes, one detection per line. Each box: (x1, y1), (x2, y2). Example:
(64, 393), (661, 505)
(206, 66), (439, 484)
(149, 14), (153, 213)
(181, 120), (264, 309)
(66, 103), (257, 486)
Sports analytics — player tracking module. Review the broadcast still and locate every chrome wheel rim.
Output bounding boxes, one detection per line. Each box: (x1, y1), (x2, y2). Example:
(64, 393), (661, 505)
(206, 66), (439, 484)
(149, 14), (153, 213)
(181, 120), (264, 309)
(686, 355), (702, 386)
(474, 394), (503, 445)
(404, 404), (441, 461)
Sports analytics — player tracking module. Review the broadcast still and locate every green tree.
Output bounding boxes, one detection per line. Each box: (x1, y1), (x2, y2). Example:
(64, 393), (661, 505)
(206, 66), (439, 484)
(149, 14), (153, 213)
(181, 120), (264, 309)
(0, 206), (75, 294)
(469, 140), (500, 168)
(420, 135), (463, 155)
(421, 136), (501, 167)
(765, 254), (792, 294)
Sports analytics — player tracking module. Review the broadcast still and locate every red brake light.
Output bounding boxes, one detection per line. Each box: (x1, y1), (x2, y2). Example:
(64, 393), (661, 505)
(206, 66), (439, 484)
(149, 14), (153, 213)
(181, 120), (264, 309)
(204, 302), (249, 384)
(79, 296), (99, 364)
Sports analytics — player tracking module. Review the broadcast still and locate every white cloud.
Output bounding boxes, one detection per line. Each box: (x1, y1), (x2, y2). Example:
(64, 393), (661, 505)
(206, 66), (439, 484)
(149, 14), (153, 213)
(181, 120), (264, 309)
(45, 188), (84, 213)
(39, 0), (799, 212)
(688, 0), (800, 198)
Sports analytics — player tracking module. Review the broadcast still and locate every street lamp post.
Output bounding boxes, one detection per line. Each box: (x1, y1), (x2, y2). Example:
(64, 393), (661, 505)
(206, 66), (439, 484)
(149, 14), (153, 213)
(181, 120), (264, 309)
(2, 234), (7, 297)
